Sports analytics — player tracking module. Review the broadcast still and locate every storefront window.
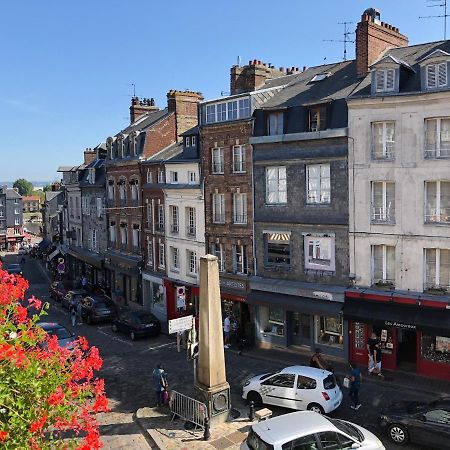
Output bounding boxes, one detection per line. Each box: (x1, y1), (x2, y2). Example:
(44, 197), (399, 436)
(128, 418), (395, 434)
(151, 282), (166, 314)
(372, 326), (394, 355)
(260, 306), (285, 336)
(421, 334), (450, 364)
(222, 300), (241, 336)
(315, 315), (343, 348)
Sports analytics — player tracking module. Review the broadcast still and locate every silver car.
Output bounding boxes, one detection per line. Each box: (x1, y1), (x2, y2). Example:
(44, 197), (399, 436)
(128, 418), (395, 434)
(37, 322), (76, 351)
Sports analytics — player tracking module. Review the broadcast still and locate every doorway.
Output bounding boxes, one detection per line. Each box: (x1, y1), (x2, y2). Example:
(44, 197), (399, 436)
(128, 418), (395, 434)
(291, 312), (311, 347)
(397, 329), (417, 371)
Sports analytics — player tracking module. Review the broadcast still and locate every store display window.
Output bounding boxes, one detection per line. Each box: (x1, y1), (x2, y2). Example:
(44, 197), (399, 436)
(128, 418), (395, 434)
(421, 334), (450, 365)
(372, 325), (394, 355)
(315, 315), (343, 348)
(260, 306), (285, 336)
(151, 282), (166, 313)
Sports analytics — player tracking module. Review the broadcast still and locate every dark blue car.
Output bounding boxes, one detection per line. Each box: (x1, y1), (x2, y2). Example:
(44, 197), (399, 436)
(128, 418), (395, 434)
(111, 311), (161, 341)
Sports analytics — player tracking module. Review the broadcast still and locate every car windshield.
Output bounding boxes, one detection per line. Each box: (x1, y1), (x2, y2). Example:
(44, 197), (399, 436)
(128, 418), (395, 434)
(135, 314), (155, 324)
(323, 374), (336, 390)
(246, 429), (274, 450)
(47, 327), (73, 340)
(327, 418), (363, 442)
(260, 372), (277, 381)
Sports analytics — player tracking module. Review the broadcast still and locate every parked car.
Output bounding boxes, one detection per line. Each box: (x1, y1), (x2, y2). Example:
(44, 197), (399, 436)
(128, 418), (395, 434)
(80, 295), (117, 324)
(49, 281), (68, 302)
(241, 410), (385, 450)
(378, 397), (450, 447)
(111, 311), (161, 340)
(5, 263), (23, 275)
(61, 289), (87, 310)
(242, 366), (342, 414)
(37, 322), (76, 351)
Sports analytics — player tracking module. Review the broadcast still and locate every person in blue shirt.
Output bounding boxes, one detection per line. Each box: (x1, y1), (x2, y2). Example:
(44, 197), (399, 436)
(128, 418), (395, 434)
(348, 363), (362, 410)
(152, 363), (168, 407)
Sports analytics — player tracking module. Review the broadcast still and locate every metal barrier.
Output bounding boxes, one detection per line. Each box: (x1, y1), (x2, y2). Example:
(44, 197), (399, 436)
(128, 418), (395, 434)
(169, 390), (208, 431)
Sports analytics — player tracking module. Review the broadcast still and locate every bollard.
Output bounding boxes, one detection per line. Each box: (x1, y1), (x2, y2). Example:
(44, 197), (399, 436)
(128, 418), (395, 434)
(248, 400), (255, 421)
(203, 417), (211, 441)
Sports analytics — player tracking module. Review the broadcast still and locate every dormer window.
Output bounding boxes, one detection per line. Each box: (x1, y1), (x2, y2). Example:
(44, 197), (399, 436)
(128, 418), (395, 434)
(191, 136), (196, 146)
(308, 105), (327, 132)
(267, 111), (284, 136)
(88, 169), (95, 184)
(426, 62), (447, 89)
(185, 137), (190, 147)
(375, 69), (395, 93)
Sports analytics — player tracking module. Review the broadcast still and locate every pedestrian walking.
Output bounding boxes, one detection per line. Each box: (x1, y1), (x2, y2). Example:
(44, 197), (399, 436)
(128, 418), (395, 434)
(152, 363), (168, 407)
(367, 332), (383, 376)
(69, 299), (77, 327)
(223, 313), (231, 349)
(348, 363), (362, 410)
(76, 300), (83, 325)
(81, 275), (88, 290)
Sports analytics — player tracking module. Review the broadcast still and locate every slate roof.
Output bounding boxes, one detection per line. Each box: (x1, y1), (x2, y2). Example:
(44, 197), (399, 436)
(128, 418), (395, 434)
(180, 125), (199, 137)
(45, 191), (62, 202)
(351, 40), (450, 97)
(143, 141), (184, 164)
(6, 188), (21, 199)
(118, 108), (170, 136)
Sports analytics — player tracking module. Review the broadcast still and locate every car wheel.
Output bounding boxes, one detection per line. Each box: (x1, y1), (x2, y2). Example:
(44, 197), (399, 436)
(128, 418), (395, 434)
(111, 324), (118, 332)
(130, 331), (136, 341)
(307, 403), (325, 414)
(388, 424), (409, 445)
(247, 391), (262, 407)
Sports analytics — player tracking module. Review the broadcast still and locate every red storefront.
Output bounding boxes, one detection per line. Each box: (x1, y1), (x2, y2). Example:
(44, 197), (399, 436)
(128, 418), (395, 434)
(344, 288), (450, 381)
(164, 278), (199, 321)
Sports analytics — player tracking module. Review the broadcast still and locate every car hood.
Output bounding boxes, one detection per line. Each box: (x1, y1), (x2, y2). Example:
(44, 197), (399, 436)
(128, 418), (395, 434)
(381, 401), (426, 415)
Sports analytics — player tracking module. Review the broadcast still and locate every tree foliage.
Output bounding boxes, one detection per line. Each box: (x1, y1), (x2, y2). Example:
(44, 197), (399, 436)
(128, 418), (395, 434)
(13, 179), (34, 196)
(42, 185), (52, 193)
(0, 264), (108, 449)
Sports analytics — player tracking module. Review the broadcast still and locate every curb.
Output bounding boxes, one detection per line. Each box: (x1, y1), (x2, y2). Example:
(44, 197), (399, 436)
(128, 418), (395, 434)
(132, 411), (161, 449)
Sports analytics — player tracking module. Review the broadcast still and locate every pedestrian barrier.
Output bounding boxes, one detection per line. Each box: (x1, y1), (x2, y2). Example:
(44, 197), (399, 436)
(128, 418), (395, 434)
(169, 390), (208, 431)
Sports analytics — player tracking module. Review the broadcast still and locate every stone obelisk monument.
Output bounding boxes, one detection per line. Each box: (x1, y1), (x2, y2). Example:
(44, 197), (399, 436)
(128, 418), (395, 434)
(195, 254), (230, 426)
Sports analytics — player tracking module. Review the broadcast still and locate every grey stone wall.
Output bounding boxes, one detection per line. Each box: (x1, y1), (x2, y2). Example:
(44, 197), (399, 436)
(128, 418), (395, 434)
(81, 188), (107, 253)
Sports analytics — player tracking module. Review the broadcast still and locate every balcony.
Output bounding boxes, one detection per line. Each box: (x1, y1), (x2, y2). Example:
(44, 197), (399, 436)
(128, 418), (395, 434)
(186, 226), (196, 237)
(371, 207), (395, 224)
(425, 131), (450, 159)
(425, 208), (450, 224)
(170, 224), (179, 234)
(213, 214), (225, 224)
(233, 214), (247, 225)
(425, 146), (450, 159)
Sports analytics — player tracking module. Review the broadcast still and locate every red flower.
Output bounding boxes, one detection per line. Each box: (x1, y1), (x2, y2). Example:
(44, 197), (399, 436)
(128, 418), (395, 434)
(30, 410), (47, 433)
(27, 295), (42, 310)
(0, 430), (9, 441)
(16, 305), (28, 323)
(93, 394), (109, 413)
(48, 386), (65, 406)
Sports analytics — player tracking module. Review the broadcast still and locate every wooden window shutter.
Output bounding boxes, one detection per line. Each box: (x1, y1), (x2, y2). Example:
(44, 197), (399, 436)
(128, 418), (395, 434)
(427, 64), (437, 88)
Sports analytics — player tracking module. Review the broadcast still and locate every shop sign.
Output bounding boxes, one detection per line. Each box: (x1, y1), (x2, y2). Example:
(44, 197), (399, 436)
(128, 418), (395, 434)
(384, 320), (416, 330)
(312, 291), (333, 301)
(168, 315), (193, 334)
(219, 278), (246, 291)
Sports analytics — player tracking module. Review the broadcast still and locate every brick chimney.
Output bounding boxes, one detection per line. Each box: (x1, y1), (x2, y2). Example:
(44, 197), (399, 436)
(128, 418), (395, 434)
(83, 148), (96, 165)
(356, 8), (408, 78)
(167, 90), (203, 137)
(130, 97), (159, 123)
(230, 60), (287, 95)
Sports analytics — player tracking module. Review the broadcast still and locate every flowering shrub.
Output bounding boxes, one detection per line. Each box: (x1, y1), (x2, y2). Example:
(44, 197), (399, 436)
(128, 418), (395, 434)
(0, 264), (108, 449)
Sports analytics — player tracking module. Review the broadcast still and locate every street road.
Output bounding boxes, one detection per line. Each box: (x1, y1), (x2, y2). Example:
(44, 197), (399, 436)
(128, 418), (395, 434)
(9, 253), (442, 450)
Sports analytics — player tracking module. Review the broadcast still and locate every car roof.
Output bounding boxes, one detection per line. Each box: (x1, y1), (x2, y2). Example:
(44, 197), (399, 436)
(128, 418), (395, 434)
(37, 322), (65, 331)
(252, 411), (335, 444)
(68, 289), (87, 295)
(8, 263), (21, 267)
(280, 365), (332, 378)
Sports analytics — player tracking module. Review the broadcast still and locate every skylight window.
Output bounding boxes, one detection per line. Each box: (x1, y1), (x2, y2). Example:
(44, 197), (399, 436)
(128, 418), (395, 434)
(311, 73), (330, 82)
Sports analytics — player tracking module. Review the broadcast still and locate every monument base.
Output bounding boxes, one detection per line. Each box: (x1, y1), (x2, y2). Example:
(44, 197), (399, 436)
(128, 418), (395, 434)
(195, 381), (231, 426)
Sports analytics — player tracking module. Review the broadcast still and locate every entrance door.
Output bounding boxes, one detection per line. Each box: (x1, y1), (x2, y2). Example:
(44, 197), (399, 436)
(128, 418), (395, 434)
(292, 313), (311, 347)
(397, 329), (417, 371)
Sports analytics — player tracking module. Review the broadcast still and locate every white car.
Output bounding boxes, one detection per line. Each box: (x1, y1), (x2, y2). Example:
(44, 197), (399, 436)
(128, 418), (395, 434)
(242, 366), (342, 414)
(241, 411), (385, 450)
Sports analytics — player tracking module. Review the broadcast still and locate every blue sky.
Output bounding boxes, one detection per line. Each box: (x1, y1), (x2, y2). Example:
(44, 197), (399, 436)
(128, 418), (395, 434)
(0, 0), (446, 182)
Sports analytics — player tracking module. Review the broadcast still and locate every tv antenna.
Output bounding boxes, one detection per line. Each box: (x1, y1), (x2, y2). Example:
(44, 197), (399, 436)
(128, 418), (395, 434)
(323, 21), (355, 61)
(131, 83), (136, 97)
(419, 0), (449, 39)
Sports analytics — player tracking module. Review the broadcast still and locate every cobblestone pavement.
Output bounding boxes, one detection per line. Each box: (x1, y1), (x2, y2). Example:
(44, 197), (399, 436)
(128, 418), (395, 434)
(5, 252), (449, 450)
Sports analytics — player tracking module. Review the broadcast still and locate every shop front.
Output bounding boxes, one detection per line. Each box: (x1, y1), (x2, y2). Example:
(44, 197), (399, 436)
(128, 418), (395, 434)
(163, 278), (199, 322)
(248, 288), (347, 360)
(344, 289), (450, 381)
(142, 272), (166, 323)
(66, 246), (104, 291)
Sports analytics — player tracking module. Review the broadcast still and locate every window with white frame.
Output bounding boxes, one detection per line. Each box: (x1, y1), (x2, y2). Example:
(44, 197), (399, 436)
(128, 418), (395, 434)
(96, 198), (102, 218)
(425, 248), (450, 290)
(170, 205), (179, 233)
(425, 118), (450, 158)
(191, 136), (196, 146)
(375, 68), (395, 92)
(210, 243), (225, 271)
(233, 193), (247, 224)
(14, 199), (18, 204)
(304, 235), (335, 272)
(306, 164), (330, 204)
(158, 242), (165, 268)
(212, 193), (225, 223)
(232, 145), (246, 172)
(185, 137), (190, 147)
(108, 180), (115, 199)
(146, 203), (152, 228)
(130, 180), (139, 201)
(265, 232), (291, 266)
(82, 197), (90, 215)
(372, 122), (395, 159)
(14, 208), (20, 215)
(170, 171), (178, 183)
(90, 229), (98, 252)
(158, 204), (164, 230)
(425, 181), (450, 224)
(372, 181), (395, 222)
(158, 170), (165, 183)
(188, 171), (196, 184)
(186, 207), (196, 236)
(132, 224), (140, 248)
(204, 97), (250, 124)
(265, 166), (287, 204)
(426, 62), (447, 89)
(372, 244), (395, 285)
(228, 100), (238, 120)
(119, 181), (126, 200)
(232, 244), (247, 274)
(120, 223), (127, 245)
(88, 169), (95, 184)
(212, 148), (224, 174)
(109, 221), (116, 243)
(170, 247), (180, 271)
(267, 111), (284, 135)
(146, 169), (153, 183)
(187, 250), (197, 275)
(147, 239), (153, 266)
(14, 218), (20, 225)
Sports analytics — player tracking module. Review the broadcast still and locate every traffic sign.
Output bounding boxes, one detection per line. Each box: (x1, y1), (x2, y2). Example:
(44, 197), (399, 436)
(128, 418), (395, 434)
(168, 315), (193, 334)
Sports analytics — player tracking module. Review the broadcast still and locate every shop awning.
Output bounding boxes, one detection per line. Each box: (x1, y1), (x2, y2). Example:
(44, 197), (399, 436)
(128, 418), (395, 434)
(67, 247), (103, 269)
(48, 248), (61, 261)
(247, 290), (343, 316)
(343, 299), (450, 336)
